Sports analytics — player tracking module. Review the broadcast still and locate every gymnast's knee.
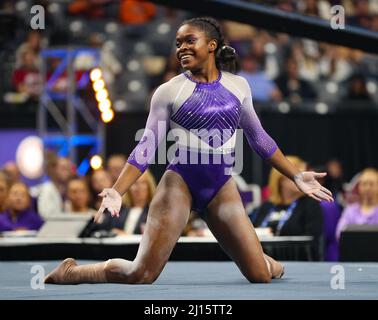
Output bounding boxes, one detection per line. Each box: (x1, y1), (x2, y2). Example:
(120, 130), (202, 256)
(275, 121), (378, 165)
(104, 259), (158, 284)
(133, 268), (159, 284)
(245, 270), (272, 284)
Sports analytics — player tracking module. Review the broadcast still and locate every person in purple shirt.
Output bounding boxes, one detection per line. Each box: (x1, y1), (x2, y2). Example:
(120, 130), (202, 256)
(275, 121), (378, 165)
(45, 17), (333, 285)
(336, 168), (378, 240)
(0, 182), (43, 232)
(320, 200), (342, 261)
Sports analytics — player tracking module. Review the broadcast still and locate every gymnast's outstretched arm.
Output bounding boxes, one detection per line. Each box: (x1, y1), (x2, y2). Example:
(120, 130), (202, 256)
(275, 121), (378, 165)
(238, 77), (333, 202)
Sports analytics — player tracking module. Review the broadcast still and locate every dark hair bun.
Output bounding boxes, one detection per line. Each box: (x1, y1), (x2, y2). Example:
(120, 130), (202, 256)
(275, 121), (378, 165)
(219, 45), (237, 61)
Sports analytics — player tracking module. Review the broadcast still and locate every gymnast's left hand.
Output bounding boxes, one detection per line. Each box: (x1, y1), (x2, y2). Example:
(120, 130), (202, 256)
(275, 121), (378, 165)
(94, 188), (122, 223)
(293, 172), (334, 202)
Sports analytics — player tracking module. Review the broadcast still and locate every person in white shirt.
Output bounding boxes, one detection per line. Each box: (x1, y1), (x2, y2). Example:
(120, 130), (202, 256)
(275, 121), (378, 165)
(66, 177), (96, 216)
(93, 170), (156, 236)
(37, 156), (74, 219)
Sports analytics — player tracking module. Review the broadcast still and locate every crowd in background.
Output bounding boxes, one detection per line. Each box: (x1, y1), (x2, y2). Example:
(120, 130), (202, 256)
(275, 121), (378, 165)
(1, 0), (378, 108)
(0, 151), (377, 262)
(0, 152), (155, 237)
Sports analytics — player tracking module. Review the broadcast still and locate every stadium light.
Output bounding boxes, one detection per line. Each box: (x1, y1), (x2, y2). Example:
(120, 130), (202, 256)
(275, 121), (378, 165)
(99, 99), (112, 112)
(93, 79), (105, 92)
(101, 109), (114, 123)
(16, 136), (44, 179)
(90, 155), (103, 170)
(89, 67), (115, 123)
(90, 68), (102, 82)
(95, 88), (109, 102)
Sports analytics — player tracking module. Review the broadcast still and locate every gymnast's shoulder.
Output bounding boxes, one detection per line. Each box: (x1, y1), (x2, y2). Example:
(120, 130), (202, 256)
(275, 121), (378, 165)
(220, 71), (251, 96)
(152, 73), (187, 96)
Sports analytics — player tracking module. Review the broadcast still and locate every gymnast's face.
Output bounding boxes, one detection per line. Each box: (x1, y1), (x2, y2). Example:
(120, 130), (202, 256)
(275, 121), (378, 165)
(176, 24), (217, 72)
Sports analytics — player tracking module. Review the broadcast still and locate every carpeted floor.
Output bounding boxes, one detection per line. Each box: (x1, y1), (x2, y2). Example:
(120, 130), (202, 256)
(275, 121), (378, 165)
(0, 261), (377, 300)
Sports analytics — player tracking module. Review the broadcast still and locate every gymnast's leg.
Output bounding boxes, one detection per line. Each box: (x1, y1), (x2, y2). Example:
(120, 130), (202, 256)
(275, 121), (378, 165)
(44, 170), (192, 284)
(205, 178), (284, 283)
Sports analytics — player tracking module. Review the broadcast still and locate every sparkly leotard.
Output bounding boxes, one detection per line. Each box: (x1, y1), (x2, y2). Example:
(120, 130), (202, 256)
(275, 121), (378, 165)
(127, 71), (278, 213)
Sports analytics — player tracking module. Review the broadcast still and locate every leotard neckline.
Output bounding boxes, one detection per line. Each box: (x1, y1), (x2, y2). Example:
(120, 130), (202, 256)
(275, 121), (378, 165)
(184, 70), (222, 86)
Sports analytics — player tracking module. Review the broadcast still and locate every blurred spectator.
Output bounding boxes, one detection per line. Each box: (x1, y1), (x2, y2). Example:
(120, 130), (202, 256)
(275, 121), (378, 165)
(68, 0), (115, 19)
(223, 20), (255, 43)
(336, 168), (378, 239)
(250, 30), (280, 79)
(319, 45), (354, 82)
(348, 0), (371, 28)
(106, 154), (130, 208)
(2, 162), (21, 185)
(15, 31), (43, 69)
(297, 0), (331, 19)
(92, 33), (122, 84)
(224, 22), (265, 63)
(89, 168), (113, 210)
(238, 54), (281, 102)
(325, 159), (345, 196)
(114, 170), (156, 235)
(345, 73), (372, 101)
(107, 154), (127, 184)
(0, 172), (11, 212)
(320, 198), (342, 261)
(371, 13), (378, 31)
(0, 182), (43, 232)
(277, 0), (295, 12)
(12, 50), (42, 98)
(310, 165), (342, 261)
(37, 156), (74, 219)
(341, 171), (361, 206)
(250, 156), (324, 260)
(291, 42), (320, 82)
(275, 57), (317, 103)
(299, 0), (320, 16)
(119, 0), (157, 24)
(359, 52), (378, 80)
(67, 177), (95, 214)
(74, 33), (122, 85)
(93, 170), (156, 236)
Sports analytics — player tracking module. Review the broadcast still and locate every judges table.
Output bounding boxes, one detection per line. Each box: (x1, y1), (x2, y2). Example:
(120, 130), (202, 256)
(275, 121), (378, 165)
(0, 235), (315, 261)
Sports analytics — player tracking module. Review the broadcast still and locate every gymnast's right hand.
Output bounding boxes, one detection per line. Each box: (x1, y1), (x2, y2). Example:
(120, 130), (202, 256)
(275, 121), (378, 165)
(94, 188), (122, 223)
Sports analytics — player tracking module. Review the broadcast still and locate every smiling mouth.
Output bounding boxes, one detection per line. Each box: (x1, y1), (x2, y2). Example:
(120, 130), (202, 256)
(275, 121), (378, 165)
(180, 54), (193, 61)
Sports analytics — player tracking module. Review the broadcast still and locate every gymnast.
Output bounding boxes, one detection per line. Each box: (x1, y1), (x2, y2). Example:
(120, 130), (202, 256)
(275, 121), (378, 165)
(45, 17), (333, 285)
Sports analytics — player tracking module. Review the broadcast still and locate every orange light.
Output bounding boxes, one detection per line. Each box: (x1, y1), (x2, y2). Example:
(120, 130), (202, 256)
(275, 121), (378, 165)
(93, 79), (105, 92)
(90, 68), (102, 82)
(99, 99), (111, 112)
(95, 89), (108, 102)
(101, 109), (114, 123)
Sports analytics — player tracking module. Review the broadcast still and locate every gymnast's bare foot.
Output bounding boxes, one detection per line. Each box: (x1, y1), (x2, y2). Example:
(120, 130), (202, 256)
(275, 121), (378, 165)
(44, 258), (78, 284)
(264, 254), (285, 279)
(274, 263), (285, 279)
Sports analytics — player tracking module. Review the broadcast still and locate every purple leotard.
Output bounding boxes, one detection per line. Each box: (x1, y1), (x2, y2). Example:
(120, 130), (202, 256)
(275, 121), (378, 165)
(127, 71), (278, 213)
